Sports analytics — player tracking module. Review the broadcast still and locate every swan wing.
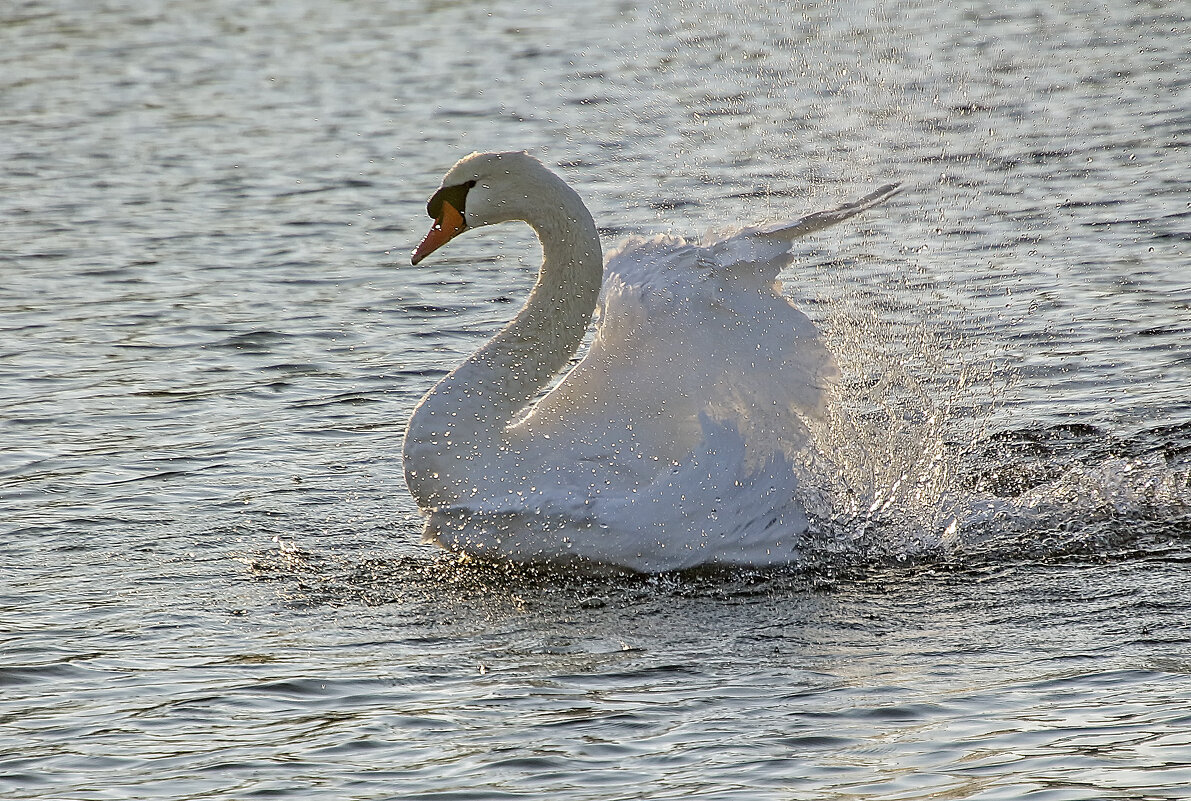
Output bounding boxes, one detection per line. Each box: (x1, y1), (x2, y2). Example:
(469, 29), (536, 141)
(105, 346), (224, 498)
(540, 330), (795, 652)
(509, 187), (904, 480)
(747, 183), (902, 240)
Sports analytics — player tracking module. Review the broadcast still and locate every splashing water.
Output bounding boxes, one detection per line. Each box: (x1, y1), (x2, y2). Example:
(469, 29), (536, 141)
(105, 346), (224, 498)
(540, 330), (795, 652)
(797, 284), (1191, 570)
(794, 284), (985, 566)
(788, 234), (1191, 571)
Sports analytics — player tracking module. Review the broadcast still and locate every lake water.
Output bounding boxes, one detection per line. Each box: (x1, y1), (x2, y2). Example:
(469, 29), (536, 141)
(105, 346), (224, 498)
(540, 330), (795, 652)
(2, 0), (1190, 798)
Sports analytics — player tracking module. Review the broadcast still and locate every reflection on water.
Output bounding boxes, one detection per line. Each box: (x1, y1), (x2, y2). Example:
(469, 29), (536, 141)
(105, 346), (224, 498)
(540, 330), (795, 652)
(2, 0), (1189, 798)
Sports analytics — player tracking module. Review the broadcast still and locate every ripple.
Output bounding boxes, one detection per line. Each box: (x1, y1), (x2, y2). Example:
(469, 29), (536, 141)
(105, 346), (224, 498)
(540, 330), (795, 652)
(3, 1), (1191, 799)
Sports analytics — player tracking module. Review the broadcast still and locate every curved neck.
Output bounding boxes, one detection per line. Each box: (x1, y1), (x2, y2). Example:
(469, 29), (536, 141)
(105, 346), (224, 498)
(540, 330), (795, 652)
(404, 185), (602, 508)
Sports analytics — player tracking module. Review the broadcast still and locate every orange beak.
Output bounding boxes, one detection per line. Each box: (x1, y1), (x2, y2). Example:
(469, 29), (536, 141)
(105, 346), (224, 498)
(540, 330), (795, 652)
(411, 200), (466, 265)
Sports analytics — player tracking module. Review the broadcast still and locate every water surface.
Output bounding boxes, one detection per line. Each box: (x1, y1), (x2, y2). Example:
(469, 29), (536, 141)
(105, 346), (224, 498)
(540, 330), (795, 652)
(2, 0), (1189, 798)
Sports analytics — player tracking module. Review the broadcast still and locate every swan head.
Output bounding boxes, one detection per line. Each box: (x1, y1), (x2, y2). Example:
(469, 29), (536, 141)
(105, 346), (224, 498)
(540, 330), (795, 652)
(411, 151), (567, 265)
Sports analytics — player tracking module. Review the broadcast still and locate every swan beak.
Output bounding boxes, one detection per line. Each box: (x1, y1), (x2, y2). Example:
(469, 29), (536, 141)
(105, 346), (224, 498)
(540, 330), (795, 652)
(411, 200), (467, 265)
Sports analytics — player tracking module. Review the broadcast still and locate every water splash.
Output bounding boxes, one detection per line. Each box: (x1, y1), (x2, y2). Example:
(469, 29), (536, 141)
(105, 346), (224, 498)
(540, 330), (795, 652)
(957, 427), (1191, 561)
(797, 294), (1191, 568)
(789, 247), (1001, 565)
(784, 216), (1191, 571)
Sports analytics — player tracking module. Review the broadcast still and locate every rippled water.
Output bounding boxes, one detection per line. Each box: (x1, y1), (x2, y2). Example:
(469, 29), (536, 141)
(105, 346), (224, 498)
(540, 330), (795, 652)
(3, 0), (1190, 798)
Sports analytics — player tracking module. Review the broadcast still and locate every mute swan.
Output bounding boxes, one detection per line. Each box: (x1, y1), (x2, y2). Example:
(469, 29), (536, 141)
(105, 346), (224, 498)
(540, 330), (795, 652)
(404, 151), (898, 572)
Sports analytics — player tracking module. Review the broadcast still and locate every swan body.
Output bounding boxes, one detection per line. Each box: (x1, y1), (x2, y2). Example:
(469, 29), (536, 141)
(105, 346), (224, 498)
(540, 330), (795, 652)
(404, 151), (898, 572)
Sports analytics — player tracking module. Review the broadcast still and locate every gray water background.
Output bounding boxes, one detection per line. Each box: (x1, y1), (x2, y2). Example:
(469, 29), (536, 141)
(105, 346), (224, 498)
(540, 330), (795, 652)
(2, 0), (1190, 798)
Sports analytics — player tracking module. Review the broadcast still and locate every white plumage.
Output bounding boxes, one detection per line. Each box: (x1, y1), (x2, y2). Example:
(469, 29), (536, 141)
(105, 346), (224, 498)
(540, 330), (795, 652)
(404, 151), (898, 571)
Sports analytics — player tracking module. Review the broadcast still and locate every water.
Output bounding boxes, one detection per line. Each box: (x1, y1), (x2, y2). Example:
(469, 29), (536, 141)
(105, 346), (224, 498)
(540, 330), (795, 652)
(2, 0), (1189, 798)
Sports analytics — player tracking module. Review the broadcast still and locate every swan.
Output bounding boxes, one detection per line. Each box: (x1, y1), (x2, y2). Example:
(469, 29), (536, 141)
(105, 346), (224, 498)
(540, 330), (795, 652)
(403, 151), (898, 572)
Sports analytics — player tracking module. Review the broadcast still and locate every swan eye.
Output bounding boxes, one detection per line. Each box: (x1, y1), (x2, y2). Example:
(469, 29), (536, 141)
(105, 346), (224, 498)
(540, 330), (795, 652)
(427, 180), (477, 221)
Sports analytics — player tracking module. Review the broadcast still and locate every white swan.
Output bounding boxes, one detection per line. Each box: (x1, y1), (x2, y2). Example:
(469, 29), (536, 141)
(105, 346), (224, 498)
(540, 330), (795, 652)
(404, 151), (898, 572)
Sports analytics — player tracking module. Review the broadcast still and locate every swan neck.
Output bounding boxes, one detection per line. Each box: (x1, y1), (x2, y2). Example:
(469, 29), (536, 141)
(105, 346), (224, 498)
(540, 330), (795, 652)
(403, 179), (602, 509)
